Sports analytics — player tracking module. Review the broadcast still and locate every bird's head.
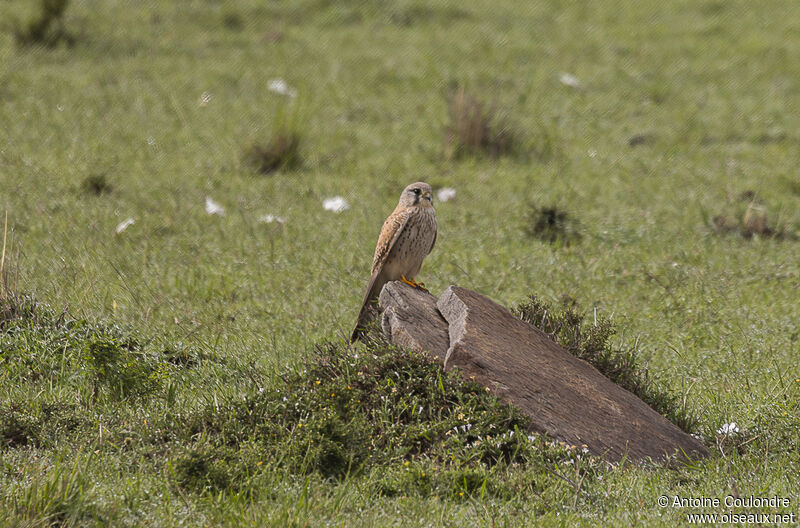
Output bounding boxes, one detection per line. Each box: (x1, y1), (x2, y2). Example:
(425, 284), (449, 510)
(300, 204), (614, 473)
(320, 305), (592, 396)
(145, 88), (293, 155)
(399, 182), (434, 208)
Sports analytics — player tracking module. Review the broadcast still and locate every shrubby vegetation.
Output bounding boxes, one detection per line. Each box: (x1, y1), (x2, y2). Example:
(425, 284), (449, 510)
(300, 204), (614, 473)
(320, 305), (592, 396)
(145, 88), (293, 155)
(12, 0), (73, 47)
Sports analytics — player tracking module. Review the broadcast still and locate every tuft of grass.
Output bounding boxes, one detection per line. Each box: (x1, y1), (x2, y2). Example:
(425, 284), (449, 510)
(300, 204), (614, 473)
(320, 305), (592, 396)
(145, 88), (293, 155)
(172, 445), (257, 495)
(1, 402), (85, 450)
(222, 11), (244, 31)
(11, 456), (102, 526)
(711, 199), (787, 239)
(245, 130), (302, 174)
(80, 173), (112, 195)
(1, 404), (41, 449)
(0, 291), (41, 328)
(711, 214), (738, 234)
(523, 204), (582, 246)
(628, 132), (655, 147)
(12, 0), (74, 48)
(82, 333), (165, 401)
(741, 202), (776, 238)
(244, 108), (304, 176)
(514, 296), (700, 434)
(445, 87), (519, 159)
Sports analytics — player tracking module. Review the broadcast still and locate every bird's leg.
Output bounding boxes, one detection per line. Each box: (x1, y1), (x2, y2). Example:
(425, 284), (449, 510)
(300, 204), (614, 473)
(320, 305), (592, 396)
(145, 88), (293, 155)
(400, 275), (428, 292)
(400, 275), (416, 287)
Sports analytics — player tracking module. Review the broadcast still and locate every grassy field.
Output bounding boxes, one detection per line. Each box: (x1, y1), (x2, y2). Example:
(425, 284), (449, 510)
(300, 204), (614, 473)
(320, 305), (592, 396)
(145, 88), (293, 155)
(1, 0), (799, 526)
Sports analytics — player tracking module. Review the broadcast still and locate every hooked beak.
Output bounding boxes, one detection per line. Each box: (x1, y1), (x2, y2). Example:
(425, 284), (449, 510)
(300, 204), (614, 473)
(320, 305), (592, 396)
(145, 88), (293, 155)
(423, 191), (433, 202)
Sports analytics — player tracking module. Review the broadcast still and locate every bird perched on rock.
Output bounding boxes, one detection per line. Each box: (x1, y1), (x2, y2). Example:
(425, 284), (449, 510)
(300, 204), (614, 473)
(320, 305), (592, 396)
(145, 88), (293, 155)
(351, 182), (437, 342)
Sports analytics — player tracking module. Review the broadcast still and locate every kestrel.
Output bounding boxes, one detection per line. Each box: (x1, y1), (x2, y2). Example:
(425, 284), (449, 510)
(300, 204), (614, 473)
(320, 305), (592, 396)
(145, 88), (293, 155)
(351, 182), (438, 342)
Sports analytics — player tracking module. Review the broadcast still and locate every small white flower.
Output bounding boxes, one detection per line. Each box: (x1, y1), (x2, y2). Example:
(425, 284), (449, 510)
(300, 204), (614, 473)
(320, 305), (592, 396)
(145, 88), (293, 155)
(205, 197), (226, 216)
(436, 187), (456, 202)
(268, 79), (297, 98)
(718, 422), (740, 435)
(115, 217), (135, 235)
(323, 196), (349, 213)
(199, 91), (212, 106)
(258, 214), (286, 224)
(559, 72), (581, 88)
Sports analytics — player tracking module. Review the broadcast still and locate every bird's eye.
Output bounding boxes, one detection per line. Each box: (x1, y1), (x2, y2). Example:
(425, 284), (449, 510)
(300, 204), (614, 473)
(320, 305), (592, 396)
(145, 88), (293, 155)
(412, 188), (421, 195)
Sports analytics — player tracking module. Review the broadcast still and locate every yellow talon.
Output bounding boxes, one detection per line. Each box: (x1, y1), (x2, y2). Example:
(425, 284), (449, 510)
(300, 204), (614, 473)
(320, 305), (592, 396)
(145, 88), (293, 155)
(400, 275), (428, 292)
(400, 275), (415, 287)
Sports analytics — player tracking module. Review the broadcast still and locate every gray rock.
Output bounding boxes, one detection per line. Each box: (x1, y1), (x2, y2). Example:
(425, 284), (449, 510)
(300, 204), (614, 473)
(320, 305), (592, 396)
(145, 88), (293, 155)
(376, 281), (709, 464)
(436, 286), (708, 463)
(379, 281), (449, 364)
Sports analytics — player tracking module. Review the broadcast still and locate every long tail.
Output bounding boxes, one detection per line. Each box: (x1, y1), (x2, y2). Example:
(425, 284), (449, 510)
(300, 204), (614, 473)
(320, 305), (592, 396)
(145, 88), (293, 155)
(350, 273), (386, 342)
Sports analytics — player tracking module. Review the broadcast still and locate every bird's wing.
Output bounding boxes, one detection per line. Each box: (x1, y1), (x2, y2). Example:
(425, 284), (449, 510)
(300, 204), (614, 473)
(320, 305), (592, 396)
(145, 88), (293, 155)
(427, 220), (437, 256)
(351, 211), (411, 342)
(371, 210), (411, 274)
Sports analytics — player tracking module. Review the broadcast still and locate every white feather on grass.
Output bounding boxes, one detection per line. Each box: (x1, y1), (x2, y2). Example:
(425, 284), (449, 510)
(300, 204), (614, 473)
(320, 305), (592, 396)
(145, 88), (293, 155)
(205, 197), (225, 216)
(323, 196), (349, 213)
(115, 217), (135, 235)
(437, 187), (456, 202)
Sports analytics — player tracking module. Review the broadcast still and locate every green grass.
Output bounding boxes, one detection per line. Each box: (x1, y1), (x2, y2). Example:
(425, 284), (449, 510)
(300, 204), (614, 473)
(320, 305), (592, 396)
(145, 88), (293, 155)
(1, 0), (799, 525)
